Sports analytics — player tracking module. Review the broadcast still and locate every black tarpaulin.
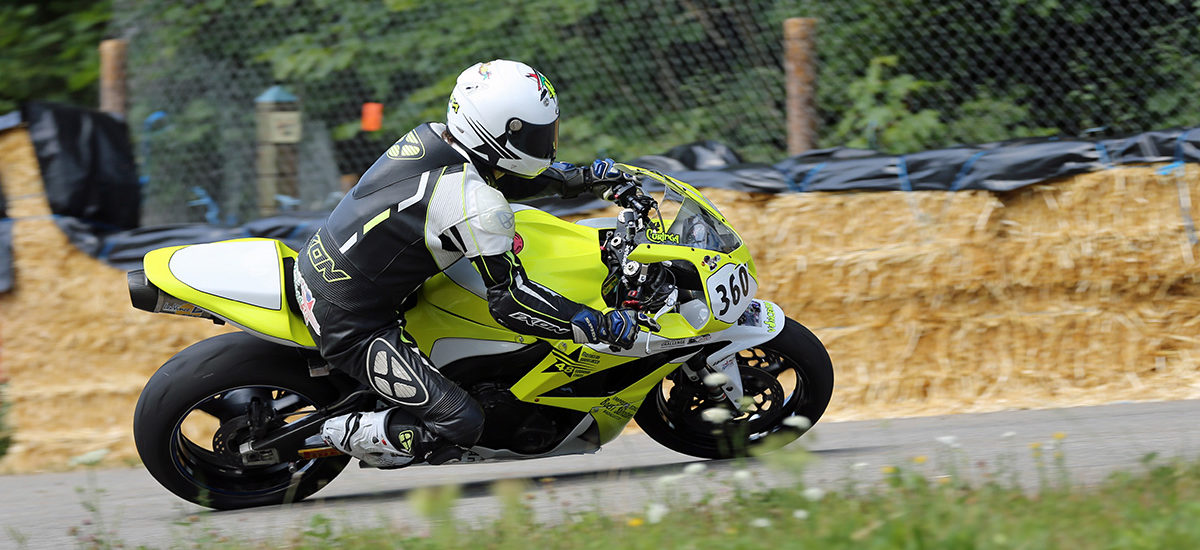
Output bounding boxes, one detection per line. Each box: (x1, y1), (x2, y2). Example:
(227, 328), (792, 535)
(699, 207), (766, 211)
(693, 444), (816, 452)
(24, 101), (141, 230)
(0, 218), (12, 293)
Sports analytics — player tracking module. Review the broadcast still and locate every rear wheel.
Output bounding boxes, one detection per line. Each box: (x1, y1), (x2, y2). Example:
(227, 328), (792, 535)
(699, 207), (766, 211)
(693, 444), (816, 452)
(133, 333), (351, 510)
(634, 317), (833, 459)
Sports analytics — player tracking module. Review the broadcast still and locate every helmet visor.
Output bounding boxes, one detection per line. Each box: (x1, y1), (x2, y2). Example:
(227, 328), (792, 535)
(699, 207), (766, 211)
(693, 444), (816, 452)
(506, 117), (558, 160)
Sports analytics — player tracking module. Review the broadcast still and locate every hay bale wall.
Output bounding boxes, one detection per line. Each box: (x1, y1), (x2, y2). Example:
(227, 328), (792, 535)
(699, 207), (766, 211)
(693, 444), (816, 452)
(0, 128), (232, 473)
(1, 122), (1198, 471)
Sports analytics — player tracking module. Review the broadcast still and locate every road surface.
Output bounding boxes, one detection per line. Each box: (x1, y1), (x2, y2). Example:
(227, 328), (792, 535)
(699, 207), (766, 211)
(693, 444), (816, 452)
(2, 400), (1197, 549)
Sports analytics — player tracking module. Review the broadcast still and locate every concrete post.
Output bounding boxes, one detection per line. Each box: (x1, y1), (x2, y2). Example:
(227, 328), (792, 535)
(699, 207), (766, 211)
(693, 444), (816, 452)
(255, 85), (302, 216)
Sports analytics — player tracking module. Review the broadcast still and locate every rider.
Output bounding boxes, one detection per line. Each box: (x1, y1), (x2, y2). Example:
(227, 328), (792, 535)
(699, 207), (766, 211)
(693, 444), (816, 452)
(295, 59), (649, 468)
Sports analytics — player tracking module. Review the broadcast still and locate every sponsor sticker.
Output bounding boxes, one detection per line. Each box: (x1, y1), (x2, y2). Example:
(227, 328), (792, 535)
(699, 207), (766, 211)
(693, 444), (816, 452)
(296, 271), (322, 336)
(590, 396), (637, 421)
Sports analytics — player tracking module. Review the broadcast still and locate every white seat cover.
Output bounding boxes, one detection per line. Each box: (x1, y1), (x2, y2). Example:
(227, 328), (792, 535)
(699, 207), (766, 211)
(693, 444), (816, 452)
(168, 240), (283, 310)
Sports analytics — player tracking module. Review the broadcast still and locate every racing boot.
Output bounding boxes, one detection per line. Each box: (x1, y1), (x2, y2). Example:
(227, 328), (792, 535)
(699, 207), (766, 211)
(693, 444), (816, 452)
(320, 409), (463, 469)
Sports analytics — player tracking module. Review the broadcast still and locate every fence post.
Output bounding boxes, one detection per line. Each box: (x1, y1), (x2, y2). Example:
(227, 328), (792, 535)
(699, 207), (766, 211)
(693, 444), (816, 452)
(99, 39), (128, 118)
(784, 18), (818, 156)
(255, 86), (302, 216)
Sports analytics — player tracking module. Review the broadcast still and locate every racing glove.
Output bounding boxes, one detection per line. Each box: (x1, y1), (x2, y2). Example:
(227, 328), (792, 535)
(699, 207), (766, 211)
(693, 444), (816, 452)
(570, 307), (640, 351)
(587, 158), (656, 214)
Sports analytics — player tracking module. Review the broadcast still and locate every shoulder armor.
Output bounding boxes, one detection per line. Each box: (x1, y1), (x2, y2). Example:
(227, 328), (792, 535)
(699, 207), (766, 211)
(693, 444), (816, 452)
(352, 123), (467, 199)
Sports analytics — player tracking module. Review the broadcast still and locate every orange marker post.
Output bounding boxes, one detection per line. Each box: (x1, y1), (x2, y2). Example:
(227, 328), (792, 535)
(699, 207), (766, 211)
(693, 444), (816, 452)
(361, 102), (383, 132)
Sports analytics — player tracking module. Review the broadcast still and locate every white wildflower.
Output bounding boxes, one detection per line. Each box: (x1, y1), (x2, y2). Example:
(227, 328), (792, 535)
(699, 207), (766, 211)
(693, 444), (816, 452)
(655, 473), (688, 488)
(682, 463), (707, 475)
(852, 462), (870, 471)
(792, 509), (810, 520)
(782, 415), (812, 430)
(703, 372), (731, 387)
(750, 518), (771, 528)
(936, 435), (961, 448)
(69, 448), (110, 467)
(732, 469), (754, 483)
(802, 487), (826, 501)
(701, 407), (733, 424)
(646, 502), (669, 524)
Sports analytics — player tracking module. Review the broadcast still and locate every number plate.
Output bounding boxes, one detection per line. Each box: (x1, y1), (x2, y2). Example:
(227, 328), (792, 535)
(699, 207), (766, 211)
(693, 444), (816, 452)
(706, 262), (757, 324)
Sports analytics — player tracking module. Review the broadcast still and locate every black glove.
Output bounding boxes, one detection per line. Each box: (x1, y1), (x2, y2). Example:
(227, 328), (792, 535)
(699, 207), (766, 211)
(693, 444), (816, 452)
(570, 307), (641, 350)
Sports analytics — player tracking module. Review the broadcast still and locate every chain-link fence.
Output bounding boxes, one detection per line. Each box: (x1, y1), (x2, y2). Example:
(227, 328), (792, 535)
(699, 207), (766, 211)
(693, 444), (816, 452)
(110, 0), (1200, 226)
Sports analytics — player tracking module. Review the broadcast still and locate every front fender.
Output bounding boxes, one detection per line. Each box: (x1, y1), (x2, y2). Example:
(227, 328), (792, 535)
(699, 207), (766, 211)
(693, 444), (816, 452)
(702, 299), (786, 407)
(704, 299), (786, 366)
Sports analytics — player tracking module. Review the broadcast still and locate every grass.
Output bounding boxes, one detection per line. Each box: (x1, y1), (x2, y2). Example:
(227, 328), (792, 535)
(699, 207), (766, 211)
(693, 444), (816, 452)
(55, 441), (1200, 550)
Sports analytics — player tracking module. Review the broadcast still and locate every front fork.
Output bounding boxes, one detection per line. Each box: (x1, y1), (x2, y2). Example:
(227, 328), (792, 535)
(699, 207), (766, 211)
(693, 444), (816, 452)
(678, 353), (746, 410)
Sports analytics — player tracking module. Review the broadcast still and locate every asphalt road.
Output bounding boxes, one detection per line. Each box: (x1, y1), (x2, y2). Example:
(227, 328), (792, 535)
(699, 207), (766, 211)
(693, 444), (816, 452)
(2, 400), (1198, 549)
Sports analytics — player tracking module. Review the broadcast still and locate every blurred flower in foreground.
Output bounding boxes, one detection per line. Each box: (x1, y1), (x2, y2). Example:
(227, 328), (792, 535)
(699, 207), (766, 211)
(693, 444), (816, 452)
(1002, 431), (1017, 439)
(912, 455), (927, 464)
(627, 517), (645, 527)
(751, 518), (771, 528)
(782, 415), (812, 430)
(793, 509), (810, 520)
(703, 372), (731, 387)
(1053, 432), (1067, 440)
(701, 407), (733, 424)
(683, 463), (707, 475)
(646, 502), (668, 524)
(802, 487), (825, 501)
(936, 435), (960, 448)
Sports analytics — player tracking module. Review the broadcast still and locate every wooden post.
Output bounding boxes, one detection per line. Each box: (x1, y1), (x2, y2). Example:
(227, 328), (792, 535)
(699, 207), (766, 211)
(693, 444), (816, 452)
(99, 39), (128, 118)
(784, 18), (817, 156)
(255, 86), (302, 216)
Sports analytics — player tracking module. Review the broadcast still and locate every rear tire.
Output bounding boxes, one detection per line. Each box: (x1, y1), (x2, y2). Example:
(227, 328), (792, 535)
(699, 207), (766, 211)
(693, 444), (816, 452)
(133, 333), (350, 510)
(634, 317), (833, 459)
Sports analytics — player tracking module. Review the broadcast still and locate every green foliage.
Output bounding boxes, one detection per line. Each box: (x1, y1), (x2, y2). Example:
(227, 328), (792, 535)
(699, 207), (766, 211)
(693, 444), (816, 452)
(0, 1), (111, 113)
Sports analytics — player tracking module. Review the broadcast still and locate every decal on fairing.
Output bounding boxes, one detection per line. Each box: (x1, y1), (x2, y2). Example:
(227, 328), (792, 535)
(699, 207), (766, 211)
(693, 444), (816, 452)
(544, 347), (601, 378)
(589, 396), (638, 421)
(706, 262), (757, 324)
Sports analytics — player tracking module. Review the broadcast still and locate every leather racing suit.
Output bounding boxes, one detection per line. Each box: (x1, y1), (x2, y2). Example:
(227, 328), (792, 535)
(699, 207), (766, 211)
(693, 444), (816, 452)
(294, 122), (605, 460)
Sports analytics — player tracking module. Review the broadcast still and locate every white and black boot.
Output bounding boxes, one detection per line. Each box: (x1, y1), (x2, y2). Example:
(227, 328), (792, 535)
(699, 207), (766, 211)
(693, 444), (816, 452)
(321, 410), (416, 469)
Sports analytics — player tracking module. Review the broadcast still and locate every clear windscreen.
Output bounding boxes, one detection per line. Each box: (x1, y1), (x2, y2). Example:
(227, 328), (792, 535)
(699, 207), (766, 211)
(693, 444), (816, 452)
(653, 187), (742, 253)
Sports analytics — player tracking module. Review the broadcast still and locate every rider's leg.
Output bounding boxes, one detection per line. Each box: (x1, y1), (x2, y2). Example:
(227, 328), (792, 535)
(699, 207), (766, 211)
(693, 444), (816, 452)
(296, 270), (483, 468)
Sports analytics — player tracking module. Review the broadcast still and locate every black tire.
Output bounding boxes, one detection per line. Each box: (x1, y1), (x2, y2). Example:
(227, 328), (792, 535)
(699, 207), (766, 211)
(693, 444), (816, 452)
(634, 317), (834, 459)
(133, 332), (351, 510)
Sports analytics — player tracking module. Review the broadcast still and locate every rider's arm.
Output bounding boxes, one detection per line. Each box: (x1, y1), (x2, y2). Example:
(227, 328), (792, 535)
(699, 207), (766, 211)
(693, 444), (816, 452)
(440, 176), (599, 341)
(469, 251), (596, 341)
(489, 162), (595, 201)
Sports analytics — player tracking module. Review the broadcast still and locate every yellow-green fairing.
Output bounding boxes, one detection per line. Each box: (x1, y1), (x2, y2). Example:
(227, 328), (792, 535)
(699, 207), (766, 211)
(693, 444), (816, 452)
(143, 238), (316, 347)
(619, 164), (759, 333)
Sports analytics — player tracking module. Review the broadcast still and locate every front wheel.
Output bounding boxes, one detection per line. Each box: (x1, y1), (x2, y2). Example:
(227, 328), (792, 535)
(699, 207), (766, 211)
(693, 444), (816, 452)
(133, 333), (351, 510)
(634, 317), (834, 459)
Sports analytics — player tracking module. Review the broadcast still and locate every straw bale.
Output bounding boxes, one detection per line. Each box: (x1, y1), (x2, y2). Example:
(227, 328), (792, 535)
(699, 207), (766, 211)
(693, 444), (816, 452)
(0, 128), (233, 473)
(3, 125), (1200, 472)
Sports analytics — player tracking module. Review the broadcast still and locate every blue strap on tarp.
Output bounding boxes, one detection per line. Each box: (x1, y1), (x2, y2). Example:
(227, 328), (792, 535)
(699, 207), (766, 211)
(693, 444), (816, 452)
(898, 156), (913, 192)
(949, 151), (988, 191)
(797, 162), (826, 192)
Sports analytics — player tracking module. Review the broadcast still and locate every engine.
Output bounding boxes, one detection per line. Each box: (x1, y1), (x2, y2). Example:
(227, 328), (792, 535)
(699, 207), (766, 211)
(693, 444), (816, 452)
(468, 381), (562, 455)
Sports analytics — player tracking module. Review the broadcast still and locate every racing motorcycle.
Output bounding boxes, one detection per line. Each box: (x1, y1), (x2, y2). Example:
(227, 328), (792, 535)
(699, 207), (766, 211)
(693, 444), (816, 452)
(128, 164), (834, 510)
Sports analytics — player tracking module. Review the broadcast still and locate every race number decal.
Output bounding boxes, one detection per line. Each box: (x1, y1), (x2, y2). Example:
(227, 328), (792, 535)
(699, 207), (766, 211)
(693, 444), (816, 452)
(706, 262), (757, 324)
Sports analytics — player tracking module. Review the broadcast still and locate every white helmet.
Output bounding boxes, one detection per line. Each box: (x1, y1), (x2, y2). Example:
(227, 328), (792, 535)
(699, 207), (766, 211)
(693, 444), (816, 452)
(446, 59), (559, 178)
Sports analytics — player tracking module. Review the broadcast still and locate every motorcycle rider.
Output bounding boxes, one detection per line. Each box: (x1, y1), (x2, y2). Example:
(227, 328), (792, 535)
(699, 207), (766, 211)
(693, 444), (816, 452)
(295, 59), (652, 468)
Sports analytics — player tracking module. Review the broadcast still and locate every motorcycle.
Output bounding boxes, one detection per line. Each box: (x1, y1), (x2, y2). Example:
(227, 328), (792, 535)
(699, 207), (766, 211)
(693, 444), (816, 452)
(128, 164), (834, 510)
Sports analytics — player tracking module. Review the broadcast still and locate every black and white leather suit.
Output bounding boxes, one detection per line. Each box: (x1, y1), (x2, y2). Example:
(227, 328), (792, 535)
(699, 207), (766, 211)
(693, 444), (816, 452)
(294, 122), (601, 453)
